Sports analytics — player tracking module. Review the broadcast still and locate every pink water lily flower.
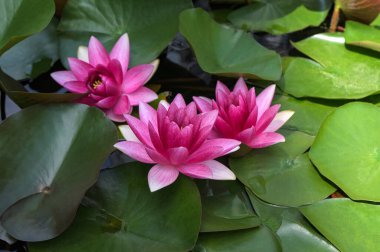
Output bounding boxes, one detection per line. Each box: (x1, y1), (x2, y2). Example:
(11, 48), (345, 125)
(194, 78), (294, 148)
(114, 94), (241, 192)
(51, 33), (158, 121)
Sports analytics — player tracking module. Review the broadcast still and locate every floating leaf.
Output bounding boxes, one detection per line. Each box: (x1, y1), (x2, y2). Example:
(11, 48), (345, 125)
(228, 0), (332, 35)
(309, 102), (380, 202)
(301, 199), (380, 251)
(0, 104), (117, 241)
(29, 163), (201, 252)
(58, 0), (192, 67)
(0, 0), (55, 55)
(179, 8), (282, 80)
(279, 33), (380, 99)
(197, 180), (261, 232)
(344, 21), (380, 52)
(230, 131), (335, 207)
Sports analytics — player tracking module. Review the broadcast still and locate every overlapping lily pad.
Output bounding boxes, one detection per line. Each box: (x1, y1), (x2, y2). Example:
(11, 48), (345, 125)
(0, 104), (117, 241)
(344, 21), (380, 52)
(301, 199), (380, 251)
(58, 0), (192, 67)
(0, 0), (54, 55)
(29, 163), (201, 252)
(309, 102), (380, 202)
(279, 33), (380, 99)
(228, 0), (332, 35)
(179, 8), (282, 80)
(230, 131), (335, 207)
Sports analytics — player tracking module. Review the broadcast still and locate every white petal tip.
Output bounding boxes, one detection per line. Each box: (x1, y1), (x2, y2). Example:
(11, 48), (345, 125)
(77, 46), (89, 63)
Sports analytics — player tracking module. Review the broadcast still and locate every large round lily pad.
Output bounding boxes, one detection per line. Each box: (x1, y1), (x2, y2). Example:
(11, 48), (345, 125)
(29, 163), (201, 252)
(309, 102), (380, 201)
(0, 104), (117, 241)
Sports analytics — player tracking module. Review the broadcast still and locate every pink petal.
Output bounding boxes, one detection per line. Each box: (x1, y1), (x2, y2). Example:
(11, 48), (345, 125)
(51, 71), (77, 85)
(62, 81), (88, 94)
(139, 102), (158, 128)
(178, 163), (212, 179)
(124, 114), (152, 147)
(108, 59), (123, 84)
(216, 81), (230, 96)
(237, 126), (256, 144)
(110, 33), (130, 75)
(88, 36), (109, 67)
(127, 87), (158, 106)
(114, 141), (154, 163)
(214, 117), (235, 138)
(106, 109), (126, 122)
(145, 147), (169, 164)
(118, 125), (140, 142)
(96, 96), (118, 109)
(113, 95), (131, 115)
(265, 110), (294, 132)
(193, 96), (213, 113)
(256, 104), (281, 133)
(256, 84), (276, 119)
(186, 145), (224, 163)
(172, 94), (186, 108)
(148, 164), (179, 192)
(201, 160), (236, 180)
(198, 110), (219, 129)
(68, 57), (93, 82)
(122, 64), (154, 93)
(233, 77), (248, 95)
(247, 132), (285, 148)
(168, 147), (189, 165)
(195, 138), (241, 158)
(148, 122), (165, 153)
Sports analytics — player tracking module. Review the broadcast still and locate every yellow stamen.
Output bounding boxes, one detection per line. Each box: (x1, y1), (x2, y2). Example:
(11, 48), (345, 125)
(92, 79), (102, 89)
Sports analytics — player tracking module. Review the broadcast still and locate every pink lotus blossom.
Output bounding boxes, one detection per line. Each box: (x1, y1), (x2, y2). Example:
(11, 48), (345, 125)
(193, 78), (294, 149)
(114, 94), (241, 192)
(51, 33), (158, 122)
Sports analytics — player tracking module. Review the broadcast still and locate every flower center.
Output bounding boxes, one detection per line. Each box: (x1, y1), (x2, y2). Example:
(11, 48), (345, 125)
(92, 79), (103, 89)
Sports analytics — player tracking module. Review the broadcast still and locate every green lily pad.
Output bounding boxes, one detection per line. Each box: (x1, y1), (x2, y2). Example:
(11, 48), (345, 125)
(279, 33), (380, 99)
(230, 131), (335, 207)
(0, 20), (58, 80)
(344, 21), (380, 52)
(58, 0), (192, 67)
(0, 104), (117, 241)
(301, 198), (380, 251)
(193, 226), (281, 252)
(179, 8), (282, 80)
(197, 180), (261, 232)
(249, 192), (338, 252)
(273, 94), (337, 136)
(228, 0), (332, 35)
(29, 163), (201, 252)
(0, 70), (83, 108)
(309, 102), (380, 202)
(0, 0), (54, 55)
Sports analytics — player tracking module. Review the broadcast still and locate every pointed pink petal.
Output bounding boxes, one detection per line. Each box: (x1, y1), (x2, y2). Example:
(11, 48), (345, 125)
(145, 147), (169, 164)
(265, 110), (294, 132)
(172, 94), (186, 108)
(256, 104), (281, 133)
(139, 102), (158, 128)
(178, 163), (212, 179)
(62, 81), (88, 94)
(119, 125), (140, 142)
(196, 138), (241, 157)
(110, 33), (130, 75)
(108, 59), (123, 84)
(122, 64), (154, 93)
(148, 164), (179, 192)
(148, 122), (165, 152)
(233, 77), (248, 95)
(214, 117), (235, 138)
(124, 114), (152, 147)
(68, 57), (93, 82)
(96, 96), (118, 109)
(113, 95), (131, 115)
(256, 84), (276, 119)
(168, 147), (189, 165)
(246, 88), (257, 109)
(114, 141), (155, 163)
(88, 36), (109, 67)
(193, 96), (213, 113)
(106, 109), (126, 122)
(248, 132), (285, 148)
(237, 126), (256, 144)
(127, 87), (158, 105)
(186, 146), (224, 163)
(198, 110), (219, 128)
(216, 81), (230, 95)
(201, 160), (236, 180)
(51, 71), (77, 85)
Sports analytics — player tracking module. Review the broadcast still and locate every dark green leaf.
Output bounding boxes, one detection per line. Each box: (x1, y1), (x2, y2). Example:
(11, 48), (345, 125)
(179, 8), (282, 80)
(0, 104), (117, 241)
(29, 163), (201, 252)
